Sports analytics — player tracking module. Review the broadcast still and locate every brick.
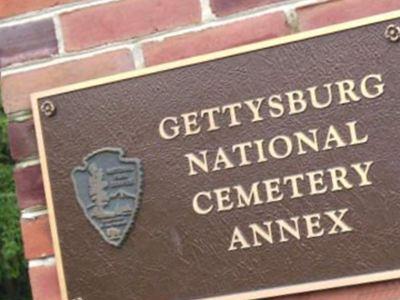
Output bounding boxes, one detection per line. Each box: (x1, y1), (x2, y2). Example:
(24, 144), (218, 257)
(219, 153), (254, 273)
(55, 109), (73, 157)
(14, 164), (46, 210)
(276, 279), (400, 299)
(211, 0), (283, 17)
(144, 12), (290, 66)
(0, 0), (78, 19)
(298, 0), (400, 31)
(8, 118), (38, 161)
(1, 49), (134, 114)
(61, 0), (201, 52)
(0, 19), (58, 68)
(21, 214), (54, 260)
(29, 264), (61, 300)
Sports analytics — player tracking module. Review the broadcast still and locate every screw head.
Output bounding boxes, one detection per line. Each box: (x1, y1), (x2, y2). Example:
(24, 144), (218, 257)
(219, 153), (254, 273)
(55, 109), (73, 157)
(385, 24), (400, 42)
(40, 100), (56, 117)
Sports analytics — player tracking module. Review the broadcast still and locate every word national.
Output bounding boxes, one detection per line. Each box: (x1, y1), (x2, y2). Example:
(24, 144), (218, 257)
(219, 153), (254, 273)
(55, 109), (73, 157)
(185, 121), (367, 176)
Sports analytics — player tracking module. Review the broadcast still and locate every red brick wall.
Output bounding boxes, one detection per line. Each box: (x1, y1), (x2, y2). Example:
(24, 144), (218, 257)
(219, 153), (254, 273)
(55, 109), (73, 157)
(1, 0), (400, 299)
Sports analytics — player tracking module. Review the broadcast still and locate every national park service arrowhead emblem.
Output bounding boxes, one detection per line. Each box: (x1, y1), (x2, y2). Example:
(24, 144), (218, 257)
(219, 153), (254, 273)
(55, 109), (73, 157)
(71, 148), (143, 247)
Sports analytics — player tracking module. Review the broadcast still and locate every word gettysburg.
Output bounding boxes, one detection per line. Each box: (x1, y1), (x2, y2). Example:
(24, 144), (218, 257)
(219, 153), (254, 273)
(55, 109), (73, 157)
(158, 73), (384, 251)
(158, 73), (383, 139)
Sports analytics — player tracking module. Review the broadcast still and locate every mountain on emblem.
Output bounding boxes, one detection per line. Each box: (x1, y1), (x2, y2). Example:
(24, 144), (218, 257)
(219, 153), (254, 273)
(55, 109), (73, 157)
(71, 148), (143, 247)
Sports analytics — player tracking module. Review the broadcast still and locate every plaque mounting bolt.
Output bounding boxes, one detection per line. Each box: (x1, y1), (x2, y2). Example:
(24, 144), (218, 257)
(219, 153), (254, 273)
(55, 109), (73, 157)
(40, 100), (56, 117)
(385, 24), (400, 42)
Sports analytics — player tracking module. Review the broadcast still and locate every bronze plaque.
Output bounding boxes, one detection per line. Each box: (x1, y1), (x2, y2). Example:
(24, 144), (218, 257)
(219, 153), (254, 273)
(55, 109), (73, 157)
(33, 11), (400, 300)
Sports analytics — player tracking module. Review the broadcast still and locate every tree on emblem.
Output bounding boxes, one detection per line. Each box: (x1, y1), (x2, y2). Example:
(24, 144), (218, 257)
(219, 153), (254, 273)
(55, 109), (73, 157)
(88, 164), (114, 218)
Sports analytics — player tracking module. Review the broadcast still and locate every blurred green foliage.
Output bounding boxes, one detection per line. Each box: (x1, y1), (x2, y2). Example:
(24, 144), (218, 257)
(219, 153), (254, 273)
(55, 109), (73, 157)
(0, 92), (32, 299)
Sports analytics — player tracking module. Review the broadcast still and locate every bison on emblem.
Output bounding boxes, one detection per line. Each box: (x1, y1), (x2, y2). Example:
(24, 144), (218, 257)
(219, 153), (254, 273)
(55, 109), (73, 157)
(71, 148), (143, 247)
